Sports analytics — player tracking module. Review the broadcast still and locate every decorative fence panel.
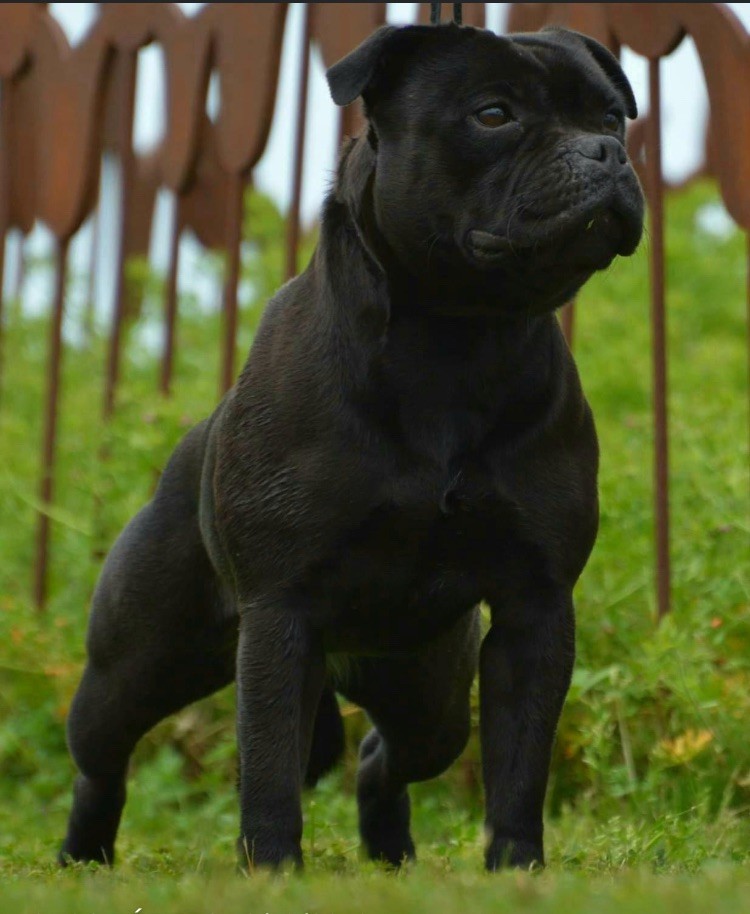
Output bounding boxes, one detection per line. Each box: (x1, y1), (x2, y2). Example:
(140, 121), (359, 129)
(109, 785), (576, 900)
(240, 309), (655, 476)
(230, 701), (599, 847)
(0, 3), (747, 614)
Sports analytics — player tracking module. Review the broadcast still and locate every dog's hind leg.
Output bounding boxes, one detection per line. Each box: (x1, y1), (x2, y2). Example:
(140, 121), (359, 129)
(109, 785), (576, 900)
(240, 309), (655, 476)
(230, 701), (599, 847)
(60, 426), (237, 866)
(60, 601), (235, 866)
(304, 685), (345, 788)
(341, 611), (480, 867)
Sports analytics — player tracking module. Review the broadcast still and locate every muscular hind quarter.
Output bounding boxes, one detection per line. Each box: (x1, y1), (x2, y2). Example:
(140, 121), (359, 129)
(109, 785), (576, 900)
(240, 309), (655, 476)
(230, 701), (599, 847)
(60, 423), (237, 864)
(60, 422), (346, 866)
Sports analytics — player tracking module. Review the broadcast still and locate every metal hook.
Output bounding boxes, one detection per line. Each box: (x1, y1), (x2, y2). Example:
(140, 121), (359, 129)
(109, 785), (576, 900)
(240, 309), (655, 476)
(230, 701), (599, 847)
(430, 4), (463, 26)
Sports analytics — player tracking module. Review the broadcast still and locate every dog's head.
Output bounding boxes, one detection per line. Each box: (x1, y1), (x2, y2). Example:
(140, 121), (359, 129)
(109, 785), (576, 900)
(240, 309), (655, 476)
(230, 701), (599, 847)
(327, 24), (644, 313)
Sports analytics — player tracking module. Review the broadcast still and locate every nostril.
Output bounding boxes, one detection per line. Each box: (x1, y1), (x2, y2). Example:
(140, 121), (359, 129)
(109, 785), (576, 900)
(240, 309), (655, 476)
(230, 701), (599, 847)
(575, 136), (606, 161)
(575, 135), (628, 167)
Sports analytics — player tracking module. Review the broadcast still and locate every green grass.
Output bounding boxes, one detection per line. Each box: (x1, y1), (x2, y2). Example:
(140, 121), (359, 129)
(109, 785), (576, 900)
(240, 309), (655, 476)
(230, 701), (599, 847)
(0, 182), (748, 909)
(1, 864), (750, 914)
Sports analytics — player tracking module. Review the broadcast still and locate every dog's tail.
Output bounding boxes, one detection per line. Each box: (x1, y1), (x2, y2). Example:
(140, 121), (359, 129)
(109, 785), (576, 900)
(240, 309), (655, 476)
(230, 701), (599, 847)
(304, 685), (345, 787)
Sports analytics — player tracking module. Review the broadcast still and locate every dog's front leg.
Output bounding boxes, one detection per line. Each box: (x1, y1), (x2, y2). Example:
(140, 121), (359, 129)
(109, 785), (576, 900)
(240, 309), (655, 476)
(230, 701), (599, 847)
(236, 597), (325, 870)
(480, 590), (575, 871)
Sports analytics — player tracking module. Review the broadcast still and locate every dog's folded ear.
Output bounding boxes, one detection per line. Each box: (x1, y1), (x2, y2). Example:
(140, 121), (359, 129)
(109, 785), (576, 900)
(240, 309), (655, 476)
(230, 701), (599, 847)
(577, 33), (637, 119)
(327, 25), (398, 107)
(326, 24), (438, 108)
(540, 27), (637, 119)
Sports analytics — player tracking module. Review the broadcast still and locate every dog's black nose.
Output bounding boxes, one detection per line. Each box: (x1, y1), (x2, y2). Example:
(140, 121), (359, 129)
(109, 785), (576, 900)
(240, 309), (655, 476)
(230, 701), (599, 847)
(574, 135), (627, 167)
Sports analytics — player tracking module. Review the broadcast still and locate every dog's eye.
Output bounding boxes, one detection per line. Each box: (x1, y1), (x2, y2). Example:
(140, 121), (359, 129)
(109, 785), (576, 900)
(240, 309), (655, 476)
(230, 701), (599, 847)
(603, 111), (622, 132)
(475, 106), (512, 128)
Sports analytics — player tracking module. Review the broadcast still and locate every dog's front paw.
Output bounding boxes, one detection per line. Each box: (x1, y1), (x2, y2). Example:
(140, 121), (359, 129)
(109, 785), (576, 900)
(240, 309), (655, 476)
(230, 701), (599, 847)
(485, 835), (544, 872)
(236, 834), (303, 873)
(58, 840), (114, 868)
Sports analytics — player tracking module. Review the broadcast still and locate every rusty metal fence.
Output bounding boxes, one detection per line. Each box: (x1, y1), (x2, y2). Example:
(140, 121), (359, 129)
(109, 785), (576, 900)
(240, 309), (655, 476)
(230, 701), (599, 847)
(0, 3), (747, 614)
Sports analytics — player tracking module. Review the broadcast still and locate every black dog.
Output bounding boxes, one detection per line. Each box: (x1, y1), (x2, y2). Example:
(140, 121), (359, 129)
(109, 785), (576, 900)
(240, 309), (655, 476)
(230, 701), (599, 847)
(60, 23), (643, 871)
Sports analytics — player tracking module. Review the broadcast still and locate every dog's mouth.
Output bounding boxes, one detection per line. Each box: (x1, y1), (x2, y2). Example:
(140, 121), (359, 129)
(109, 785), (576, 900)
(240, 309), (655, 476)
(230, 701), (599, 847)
(466, 203), (641, 272)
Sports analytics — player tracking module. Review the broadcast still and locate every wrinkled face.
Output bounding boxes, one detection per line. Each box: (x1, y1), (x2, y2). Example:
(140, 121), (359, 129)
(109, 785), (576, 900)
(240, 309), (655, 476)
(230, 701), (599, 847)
(349, 26), (645, 312)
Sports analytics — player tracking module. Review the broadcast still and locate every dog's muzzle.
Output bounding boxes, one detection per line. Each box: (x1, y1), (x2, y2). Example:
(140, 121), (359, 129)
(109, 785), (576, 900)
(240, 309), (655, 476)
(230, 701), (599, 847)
(466, 135), (643, 271)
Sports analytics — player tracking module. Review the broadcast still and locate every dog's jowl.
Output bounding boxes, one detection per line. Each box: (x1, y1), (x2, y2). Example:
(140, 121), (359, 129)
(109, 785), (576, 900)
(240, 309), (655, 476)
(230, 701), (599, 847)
(60, 23), (644, 871)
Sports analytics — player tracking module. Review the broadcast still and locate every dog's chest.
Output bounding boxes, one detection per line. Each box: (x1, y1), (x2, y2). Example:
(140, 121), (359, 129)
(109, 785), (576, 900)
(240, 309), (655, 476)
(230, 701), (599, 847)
(306, 462), (524, 652)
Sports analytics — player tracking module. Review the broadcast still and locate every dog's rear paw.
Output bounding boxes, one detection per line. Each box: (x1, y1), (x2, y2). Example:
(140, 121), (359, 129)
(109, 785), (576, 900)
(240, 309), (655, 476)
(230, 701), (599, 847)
(358, 785), (416, 868)
(357, 729), (416, 867)
(361, 827), (416, 869)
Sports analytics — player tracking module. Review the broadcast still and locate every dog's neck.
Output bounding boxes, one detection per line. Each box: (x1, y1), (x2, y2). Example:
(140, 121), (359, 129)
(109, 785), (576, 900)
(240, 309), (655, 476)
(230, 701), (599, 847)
(313, 136), (561, 432)
(329, 135), (533, 319)
(322, 134), (555, 336)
